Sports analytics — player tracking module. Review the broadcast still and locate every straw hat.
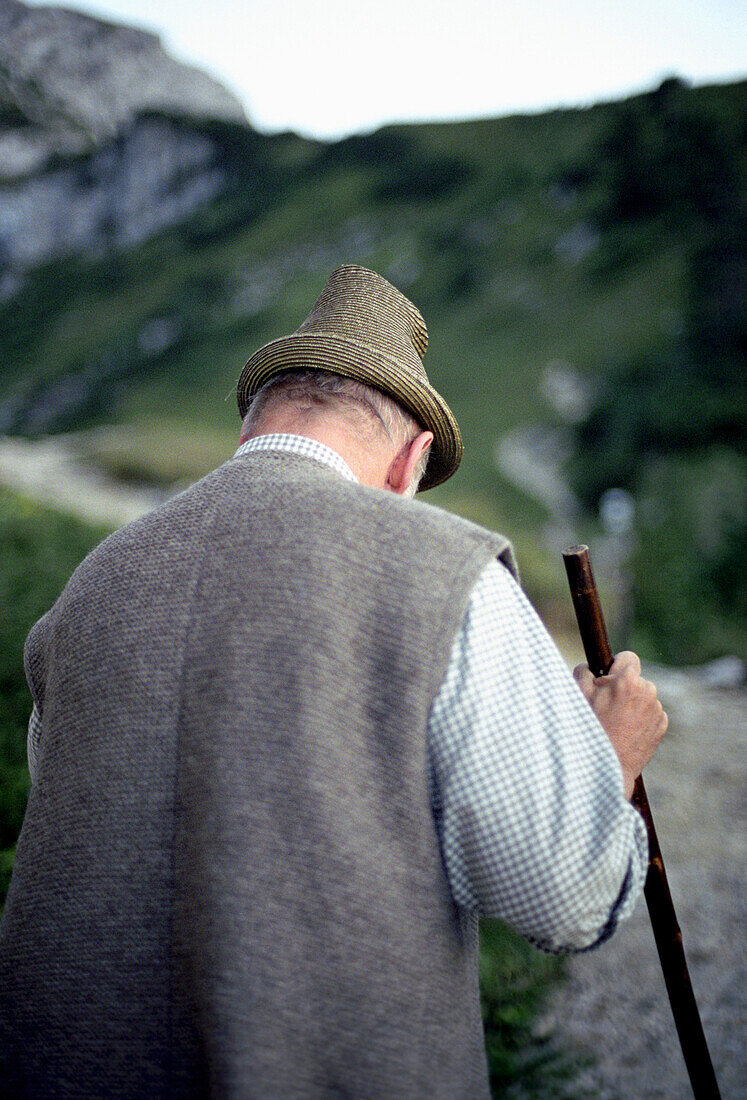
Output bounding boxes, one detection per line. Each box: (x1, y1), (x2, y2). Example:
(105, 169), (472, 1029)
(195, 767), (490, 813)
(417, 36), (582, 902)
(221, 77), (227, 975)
(236, 264), (462, 490)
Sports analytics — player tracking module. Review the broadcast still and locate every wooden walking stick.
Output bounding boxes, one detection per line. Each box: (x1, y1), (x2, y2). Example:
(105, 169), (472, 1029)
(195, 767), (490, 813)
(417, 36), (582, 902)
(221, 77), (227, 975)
(562, 545), (721, 1100)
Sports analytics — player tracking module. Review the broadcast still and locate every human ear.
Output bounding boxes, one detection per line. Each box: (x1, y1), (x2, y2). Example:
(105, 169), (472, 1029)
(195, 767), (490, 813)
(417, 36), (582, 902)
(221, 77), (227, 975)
(386, 431), (433, 495)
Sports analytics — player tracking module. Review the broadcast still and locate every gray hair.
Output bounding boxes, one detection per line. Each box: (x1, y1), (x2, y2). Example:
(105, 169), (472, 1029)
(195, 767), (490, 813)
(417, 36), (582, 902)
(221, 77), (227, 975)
(242, 370), (431, 495)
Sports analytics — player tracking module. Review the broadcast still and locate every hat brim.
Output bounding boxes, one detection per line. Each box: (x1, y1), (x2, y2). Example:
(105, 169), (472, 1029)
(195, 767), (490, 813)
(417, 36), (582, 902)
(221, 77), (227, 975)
(236, 332), (462, 490)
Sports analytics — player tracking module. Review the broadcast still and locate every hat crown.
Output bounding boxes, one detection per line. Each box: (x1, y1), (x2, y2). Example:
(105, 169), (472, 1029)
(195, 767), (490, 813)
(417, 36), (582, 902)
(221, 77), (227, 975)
(296, 265), (429, 377)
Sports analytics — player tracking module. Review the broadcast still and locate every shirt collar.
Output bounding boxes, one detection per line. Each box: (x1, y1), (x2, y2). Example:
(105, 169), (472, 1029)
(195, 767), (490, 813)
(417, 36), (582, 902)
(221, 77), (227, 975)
(234, 433), (359, 484)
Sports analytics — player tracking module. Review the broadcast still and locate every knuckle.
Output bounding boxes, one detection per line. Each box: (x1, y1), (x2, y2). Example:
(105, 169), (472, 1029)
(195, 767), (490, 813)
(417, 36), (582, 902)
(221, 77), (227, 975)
(618, 668), (638, 693)
(616, 650), (642, 673)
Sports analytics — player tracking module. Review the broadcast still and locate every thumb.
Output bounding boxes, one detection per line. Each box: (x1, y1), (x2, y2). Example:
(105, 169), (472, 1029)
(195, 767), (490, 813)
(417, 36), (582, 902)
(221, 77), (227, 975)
(573, 663), (596, 700)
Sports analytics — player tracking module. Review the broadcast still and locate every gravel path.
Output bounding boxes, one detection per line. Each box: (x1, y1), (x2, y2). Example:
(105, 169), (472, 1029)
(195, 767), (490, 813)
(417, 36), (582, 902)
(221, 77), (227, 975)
(538, 668), (746, 1099)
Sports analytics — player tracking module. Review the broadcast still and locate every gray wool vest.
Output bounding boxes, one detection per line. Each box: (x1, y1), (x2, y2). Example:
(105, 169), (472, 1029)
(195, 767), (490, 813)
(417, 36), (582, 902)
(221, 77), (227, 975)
(0, 450), (514, 1099)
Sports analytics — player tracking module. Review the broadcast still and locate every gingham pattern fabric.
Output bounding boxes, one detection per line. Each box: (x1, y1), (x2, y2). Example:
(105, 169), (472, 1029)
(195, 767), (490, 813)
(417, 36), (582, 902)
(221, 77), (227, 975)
(27, 702), (42, 779)
(429, 558), (648, 953)
(27, 434), (647, 955)
(234, 434), (358, 483)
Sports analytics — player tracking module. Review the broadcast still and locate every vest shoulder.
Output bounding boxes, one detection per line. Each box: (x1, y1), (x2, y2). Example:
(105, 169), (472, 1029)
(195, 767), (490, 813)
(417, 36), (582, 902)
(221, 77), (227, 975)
(222, 452), (517, 574)
(387, 494), (518, 578)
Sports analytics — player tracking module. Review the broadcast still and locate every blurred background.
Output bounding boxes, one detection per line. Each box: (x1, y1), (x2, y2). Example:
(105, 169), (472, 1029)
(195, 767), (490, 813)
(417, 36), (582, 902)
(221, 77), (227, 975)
(0, 1), (744, 1095)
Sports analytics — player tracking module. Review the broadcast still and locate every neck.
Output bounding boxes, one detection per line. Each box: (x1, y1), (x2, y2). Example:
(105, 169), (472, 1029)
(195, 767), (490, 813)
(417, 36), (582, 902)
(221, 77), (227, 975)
(244, 412), (393, 489)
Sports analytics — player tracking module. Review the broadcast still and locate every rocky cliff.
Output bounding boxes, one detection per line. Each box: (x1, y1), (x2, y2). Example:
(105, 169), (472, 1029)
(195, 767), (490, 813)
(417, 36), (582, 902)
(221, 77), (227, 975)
(0, 0), (250, 276)
(0, 0), (246, 174)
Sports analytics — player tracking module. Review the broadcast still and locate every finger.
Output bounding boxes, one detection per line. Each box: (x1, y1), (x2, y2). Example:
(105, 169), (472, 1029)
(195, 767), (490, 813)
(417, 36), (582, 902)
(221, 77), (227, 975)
(573, 664), (595, 697)
(611, 650), (642, 676)
(640, 677), (658, 702)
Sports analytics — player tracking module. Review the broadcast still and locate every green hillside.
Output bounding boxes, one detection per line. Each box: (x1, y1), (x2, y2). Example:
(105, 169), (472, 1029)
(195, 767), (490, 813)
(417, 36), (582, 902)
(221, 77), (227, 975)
(1, 77), (744, 659)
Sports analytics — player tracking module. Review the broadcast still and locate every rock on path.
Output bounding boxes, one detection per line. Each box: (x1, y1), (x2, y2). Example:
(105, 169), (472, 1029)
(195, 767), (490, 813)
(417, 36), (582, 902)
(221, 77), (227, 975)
(538, 668), (746, 1098)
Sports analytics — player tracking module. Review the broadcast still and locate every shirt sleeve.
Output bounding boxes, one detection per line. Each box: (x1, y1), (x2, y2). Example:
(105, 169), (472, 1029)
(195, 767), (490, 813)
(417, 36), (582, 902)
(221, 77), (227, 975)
(27, 703), (43, 783)
(24, 609), (52, 787)
(427, 558), (649, 954)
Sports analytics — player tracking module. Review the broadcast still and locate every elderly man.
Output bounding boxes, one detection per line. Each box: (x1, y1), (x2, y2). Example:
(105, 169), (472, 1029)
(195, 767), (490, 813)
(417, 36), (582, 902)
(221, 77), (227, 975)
(0, 265), (666, 1098)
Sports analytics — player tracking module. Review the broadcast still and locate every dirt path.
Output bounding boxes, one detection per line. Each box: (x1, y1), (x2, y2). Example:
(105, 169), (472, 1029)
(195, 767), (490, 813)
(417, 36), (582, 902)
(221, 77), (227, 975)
(538, 667), (746, 1098)
(0, 434), (169, 527)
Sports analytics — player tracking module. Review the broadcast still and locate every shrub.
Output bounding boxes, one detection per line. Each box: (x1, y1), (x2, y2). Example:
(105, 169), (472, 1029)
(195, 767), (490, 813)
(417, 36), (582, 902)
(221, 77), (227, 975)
(0, 491), (108, 900)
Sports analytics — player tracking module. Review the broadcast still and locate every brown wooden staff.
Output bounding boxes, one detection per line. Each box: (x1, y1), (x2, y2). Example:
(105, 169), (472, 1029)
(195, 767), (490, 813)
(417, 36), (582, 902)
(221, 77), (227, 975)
(562, 544), (721, 1100)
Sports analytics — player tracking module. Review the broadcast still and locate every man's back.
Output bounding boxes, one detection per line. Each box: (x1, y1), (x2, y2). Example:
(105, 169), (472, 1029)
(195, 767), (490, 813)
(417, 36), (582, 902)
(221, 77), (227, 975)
(1, 449), (509, 1098)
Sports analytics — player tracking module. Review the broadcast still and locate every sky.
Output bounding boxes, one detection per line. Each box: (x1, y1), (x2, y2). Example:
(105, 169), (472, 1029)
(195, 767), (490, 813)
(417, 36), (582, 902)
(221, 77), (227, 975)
(25, 0), (746, 140)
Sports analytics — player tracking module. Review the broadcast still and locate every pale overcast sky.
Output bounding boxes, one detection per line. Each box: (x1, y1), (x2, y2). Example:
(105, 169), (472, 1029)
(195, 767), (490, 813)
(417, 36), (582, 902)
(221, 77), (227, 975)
(24, 0), (746, 139)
